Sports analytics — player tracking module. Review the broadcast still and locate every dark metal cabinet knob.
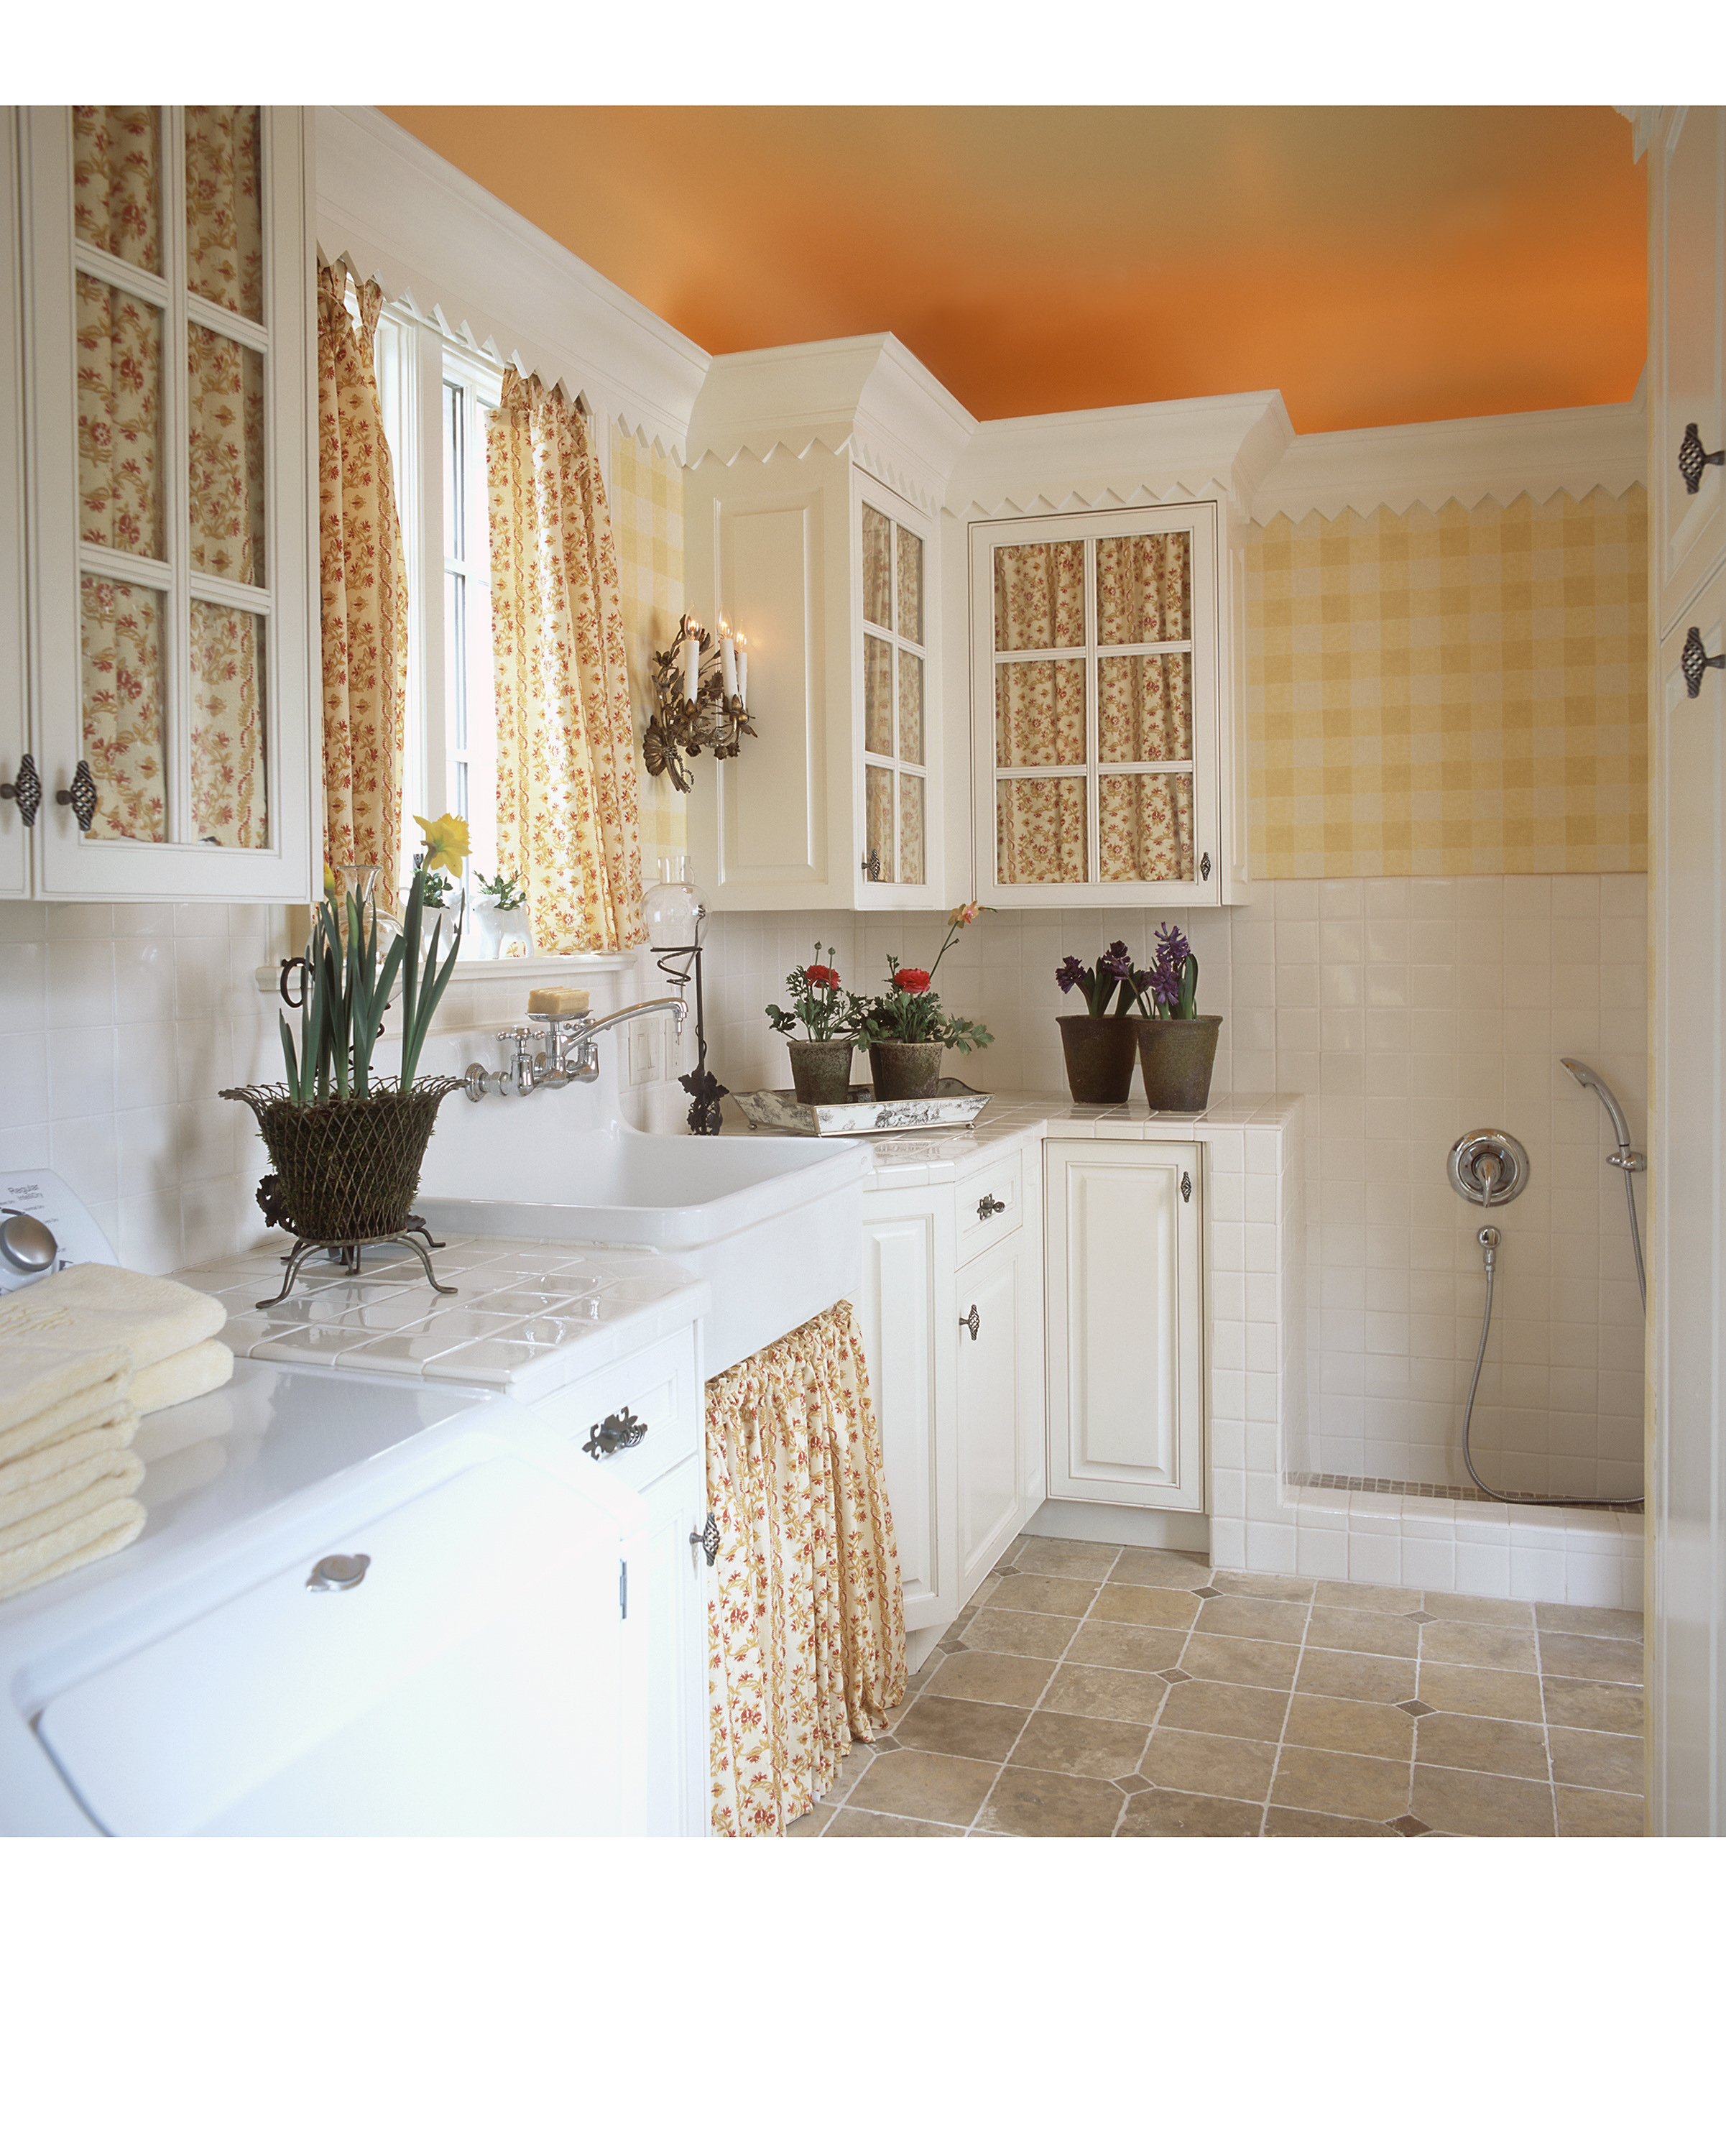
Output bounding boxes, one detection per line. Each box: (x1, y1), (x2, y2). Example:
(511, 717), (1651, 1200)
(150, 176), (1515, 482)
(55, 759), (98, 831)
(1181, 1171), (1192, 1202)
(1679, 422), (1725, 496)
(689, 1512), (719, 1566)
(1682, 626), (1725, 699)
(977, 1193), (1005, 1220)
(583, 1407), (647, 1460)
(960, 1303), (981, 1340)
(861, 848), (882, 882)
(0, 753), (42, 827)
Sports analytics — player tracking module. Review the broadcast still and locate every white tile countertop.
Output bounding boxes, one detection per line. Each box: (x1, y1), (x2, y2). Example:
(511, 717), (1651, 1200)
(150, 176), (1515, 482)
(175, 1236), (711, 1407)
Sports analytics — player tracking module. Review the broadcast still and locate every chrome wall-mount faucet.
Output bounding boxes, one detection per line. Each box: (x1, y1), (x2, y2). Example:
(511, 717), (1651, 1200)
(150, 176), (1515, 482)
(464, 998), (688, 1102)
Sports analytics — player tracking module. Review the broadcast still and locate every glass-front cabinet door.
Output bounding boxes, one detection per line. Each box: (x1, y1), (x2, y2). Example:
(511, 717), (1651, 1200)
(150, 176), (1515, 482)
(969, 503), (1220, 908)
(19, 106), (315, 901)
(855, 478), (933, 903)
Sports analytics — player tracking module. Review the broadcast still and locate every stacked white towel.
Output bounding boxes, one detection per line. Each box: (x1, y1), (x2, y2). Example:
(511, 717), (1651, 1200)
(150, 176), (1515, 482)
(0, 1265), (233, 1604)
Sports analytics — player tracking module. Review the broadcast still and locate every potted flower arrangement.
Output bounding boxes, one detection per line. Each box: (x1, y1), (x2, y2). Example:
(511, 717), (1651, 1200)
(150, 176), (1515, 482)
(765, 944), (858, 1105)
(854, 904), (993, 1100)
(471, 867), (535, 961)
(1053, 939), (1153, 1104)
(1135, 921), (1223, 1111)
(221, 822), (469, 1248)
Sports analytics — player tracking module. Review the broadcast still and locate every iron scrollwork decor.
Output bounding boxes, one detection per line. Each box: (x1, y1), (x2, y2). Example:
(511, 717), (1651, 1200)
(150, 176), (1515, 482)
(642, 613), (757, 795)
(583, 1407), (648, 1460)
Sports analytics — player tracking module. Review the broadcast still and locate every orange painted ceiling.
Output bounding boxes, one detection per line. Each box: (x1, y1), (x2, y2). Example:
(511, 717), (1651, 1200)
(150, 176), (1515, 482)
(379, 106), (1646, 435)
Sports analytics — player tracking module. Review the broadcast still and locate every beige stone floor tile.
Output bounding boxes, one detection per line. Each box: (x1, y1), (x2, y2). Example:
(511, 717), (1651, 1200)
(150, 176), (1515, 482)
(1142, 1727), (1278, 1804)
(1282, 1692), (1414, 1761)
(1314, 1580), (1424, 1614)
(1549, 1726), (1644, 1796)
(1270, 1746), (1411, 1822)
(1209, 1570), (1314, 1602)
(1158, 1679), (1291, 1742)
(984, 1572), (1099, 1618)
(785, 1802), (836, 1838)
(1040, 1662), (1170, 1726)
(1541, 1675), (1645, 1736)
(1304, 1606), (1423, 1659)
(1116, 1788), (1263, 1836)
(1012, 1537), (1120, 1580)
(845, 1747), (998, 1827)
(1090, 1582), (1203, 1631)
(893, 1694), (1029, 1763)
(1181, 1632), (1302, 1690)
(1109, 1548), (1214, 1590)
(1194, 1593), (1309, 1644)
(961, 1607), (1080, 1661)
(1416, 1662), (1546, 1722)
(1295, 1647), (1418, 1705)
(977, 1766), (1125, 1838)
(1069, 1619), (1191, 1674)
(1412, 1764), (1556, 1837)
(1534, 1601), (1643, 1642)
(1538, 1633), (1643, 1685)
(1556, 1784), (1645, 1837)
(1420, 1592), (1536, 1628)
(825, 1810), (964, 1838)
(1415, 1713), (1551, 1781)
(923, 1650), (1057, 1710)
(1263, 1807), (1401, 1837)
(819, 1743), (877, 1803)
(1418, 1620), (1539, 1672)
(1011, 1710), (1150, 1781)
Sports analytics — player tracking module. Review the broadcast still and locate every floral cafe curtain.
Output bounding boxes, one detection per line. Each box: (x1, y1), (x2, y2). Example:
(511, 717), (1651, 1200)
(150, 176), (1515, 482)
(705, 1303), (906, 1837)
(316, 255), (407, 913)
(485, 371), (645, 953)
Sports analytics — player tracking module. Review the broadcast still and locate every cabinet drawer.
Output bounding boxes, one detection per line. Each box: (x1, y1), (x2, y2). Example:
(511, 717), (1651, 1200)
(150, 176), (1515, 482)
(955, 1153), (1024, 1261)
(525, 1332), (701, 1500)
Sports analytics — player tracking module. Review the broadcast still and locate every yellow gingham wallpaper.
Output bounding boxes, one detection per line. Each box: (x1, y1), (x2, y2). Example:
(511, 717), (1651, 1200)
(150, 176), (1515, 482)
(1247, 487), (1648, 878)
(611, 423), (686, 861)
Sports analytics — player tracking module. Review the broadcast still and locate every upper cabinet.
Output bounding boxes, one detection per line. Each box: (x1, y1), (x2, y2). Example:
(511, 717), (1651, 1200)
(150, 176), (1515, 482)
(1652, 106), (1726, 637)
(683, 336), (970, 913)
(5, 106), (316, 903)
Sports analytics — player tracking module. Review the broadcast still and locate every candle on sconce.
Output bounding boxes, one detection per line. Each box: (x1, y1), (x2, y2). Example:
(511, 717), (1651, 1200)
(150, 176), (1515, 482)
(719, 617), (738, 701)
(680, 619), (701, 706)
(735, 630), (747, 707)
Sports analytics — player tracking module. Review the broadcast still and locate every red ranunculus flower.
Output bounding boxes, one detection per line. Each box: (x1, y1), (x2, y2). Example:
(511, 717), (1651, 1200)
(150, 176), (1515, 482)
(892, 967), (931, 992)
(805, 964), (839, 987)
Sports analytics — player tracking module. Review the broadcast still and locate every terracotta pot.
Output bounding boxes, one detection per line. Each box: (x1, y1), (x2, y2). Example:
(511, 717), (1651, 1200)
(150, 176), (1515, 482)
(1136, 1015), (1224, 1112)
(867, 1040), (944, 1101)
(1056, 1013), (1140, 1105)
(788, 1036), (855, 1105)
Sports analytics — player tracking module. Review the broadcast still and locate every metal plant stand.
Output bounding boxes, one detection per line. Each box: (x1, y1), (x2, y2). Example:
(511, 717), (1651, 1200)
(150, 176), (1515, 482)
(652, 926), (729, 1136)
(256, 1214), (454, 1309)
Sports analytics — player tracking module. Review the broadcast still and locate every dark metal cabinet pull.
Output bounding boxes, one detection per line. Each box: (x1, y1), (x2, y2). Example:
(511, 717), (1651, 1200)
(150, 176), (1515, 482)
(1199, 851), (1212, 883)
(1679, 422), (1725, 495)
(1682, 626), (1725, 699)
(55, 760), (98, 831)
(977, 1192), (1005, 1220)
(690, 1512), (719, 1566)
(1181, 1171), (1192, 1202)
(861, 848), (881, 882)
(0, 754), (42, 827)
(961, 1304), (980, 1340)
(583, 1406), (647, 1459)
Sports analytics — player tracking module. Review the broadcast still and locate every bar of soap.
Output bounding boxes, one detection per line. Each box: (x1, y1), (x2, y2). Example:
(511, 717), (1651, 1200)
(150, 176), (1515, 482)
(527, 986), (589, 1018)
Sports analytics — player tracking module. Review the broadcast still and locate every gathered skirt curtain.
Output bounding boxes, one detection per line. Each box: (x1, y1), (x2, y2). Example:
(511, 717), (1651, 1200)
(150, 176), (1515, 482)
(485, 371), (645, 954)
(704, 1302), (906, 1836)
(316, 258), (408, 915)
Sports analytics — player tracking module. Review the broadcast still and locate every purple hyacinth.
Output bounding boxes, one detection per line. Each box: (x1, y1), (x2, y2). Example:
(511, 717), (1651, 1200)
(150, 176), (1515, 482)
(1155, 921), (1191, 975)
(1056, 955), (1088, 996)
(1101, 939), (1134, 981)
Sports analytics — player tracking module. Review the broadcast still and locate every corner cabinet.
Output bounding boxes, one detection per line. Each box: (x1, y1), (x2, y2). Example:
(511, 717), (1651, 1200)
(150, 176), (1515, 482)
(4, 106), (317, 903)
(1044, 1138), (1206, 1512)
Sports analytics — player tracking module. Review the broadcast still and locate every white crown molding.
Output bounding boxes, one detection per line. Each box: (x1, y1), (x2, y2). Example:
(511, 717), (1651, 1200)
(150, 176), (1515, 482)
(1250, 390), (1648, 526)
(686, 335), (976, 516)
(1615, 104), (1661, 162)
(949, 391), (1294, 522)
(313, 106), (707, 458)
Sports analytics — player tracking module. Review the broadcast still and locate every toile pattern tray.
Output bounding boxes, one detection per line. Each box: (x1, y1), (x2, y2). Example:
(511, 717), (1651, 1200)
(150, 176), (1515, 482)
(732, 1080), (991, 1136)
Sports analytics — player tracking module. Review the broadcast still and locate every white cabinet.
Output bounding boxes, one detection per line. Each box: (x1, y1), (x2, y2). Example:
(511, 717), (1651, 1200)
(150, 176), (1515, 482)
(856, 1138), (1045, 1639)
(1044, 1138), (1205, 1513)
(1652, 106), (1726, 636)
(8, 105), (317, 903)
(0, 112), (29, 900)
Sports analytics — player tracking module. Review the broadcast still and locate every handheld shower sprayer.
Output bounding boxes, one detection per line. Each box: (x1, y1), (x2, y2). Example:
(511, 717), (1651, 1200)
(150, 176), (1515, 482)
(1561, 1057), (1646, 1312)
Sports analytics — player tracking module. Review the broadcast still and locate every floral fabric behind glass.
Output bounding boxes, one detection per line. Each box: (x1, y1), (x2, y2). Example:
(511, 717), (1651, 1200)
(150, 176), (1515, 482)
(993, 540), (1083, 651)
(865, 763), (894, 880)
(80, 578), (165, 842)
(187, 327), (264, 585)
(898, 650), (923, 765)
(75, 274), (162, 560)
(1100, 772), (1193, 882)
(318, 262), (408, 911)
(898, 772), (925, 884)
(861, 502), (892, 629)
(863, 633), (892, 757)
(73, 106), (160, 275)
(705, 1302), (905, 1837)
(184, 106), (262, 322)
(486, 369), (646, 952)
(190, 601), (266, 849)
(1096, 530), (1190, 643)
(895, 525), (923, 645)
(1097, 653), (1194, 763)
(997, 775), (1086, 883)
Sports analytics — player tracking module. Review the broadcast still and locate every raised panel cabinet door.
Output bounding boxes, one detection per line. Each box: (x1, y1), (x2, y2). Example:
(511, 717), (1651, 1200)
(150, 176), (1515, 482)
(1656, 108), (1726, 637)
(1045, 1139), (1204, 1512)
(954, 1235), (1030, 1607)
(1651, 566), (1726, 1835)
(637, 1452), (712, 1837)
(856, 1192), (958, 1635)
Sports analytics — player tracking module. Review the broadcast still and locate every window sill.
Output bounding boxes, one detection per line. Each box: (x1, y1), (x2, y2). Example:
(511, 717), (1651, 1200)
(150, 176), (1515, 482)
(252, 952), (636, 997)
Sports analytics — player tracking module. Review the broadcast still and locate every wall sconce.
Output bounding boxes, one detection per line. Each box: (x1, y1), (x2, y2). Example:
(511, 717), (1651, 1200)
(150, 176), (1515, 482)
(643, 614), (757, 794)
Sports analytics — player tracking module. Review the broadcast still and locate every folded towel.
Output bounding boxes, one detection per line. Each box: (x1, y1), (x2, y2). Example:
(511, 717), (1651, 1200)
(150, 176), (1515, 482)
(0, 1415), (141, 1513)
(0, 1374), (132, 1470)
(0, 1440), (142, 1536)
(0, 1452), (145, 1562)
(0, 1340), (134, 1445)
(0, 1263), (225, 1376)
(0, 1496), (146, 1606)
(131, 1338), (234, 1419)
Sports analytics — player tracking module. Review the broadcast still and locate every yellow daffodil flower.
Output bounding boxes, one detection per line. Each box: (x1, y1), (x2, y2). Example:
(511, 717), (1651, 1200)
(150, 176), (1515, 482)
(413, 812), (471, 876)
(322, 863), (336, 898)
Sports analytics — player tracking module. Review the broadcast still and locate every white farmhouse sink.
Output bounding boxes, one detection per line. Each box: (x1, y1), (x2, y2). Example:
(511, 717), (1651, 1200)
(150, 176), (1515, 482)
(414, 1079), (867, 1378)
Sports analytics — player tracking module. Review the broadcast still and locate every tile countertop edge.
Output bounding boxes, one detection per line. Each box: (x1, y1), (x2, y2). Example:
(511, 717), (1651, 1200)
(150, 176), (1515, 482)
(855, 1090), (1303, 1185)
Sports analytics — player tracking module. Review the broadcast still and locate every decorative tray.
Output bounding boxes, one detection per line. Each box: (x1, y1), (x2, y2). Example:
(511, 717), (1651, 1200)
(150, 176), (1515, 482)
(732, 1080), (992, 1137)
